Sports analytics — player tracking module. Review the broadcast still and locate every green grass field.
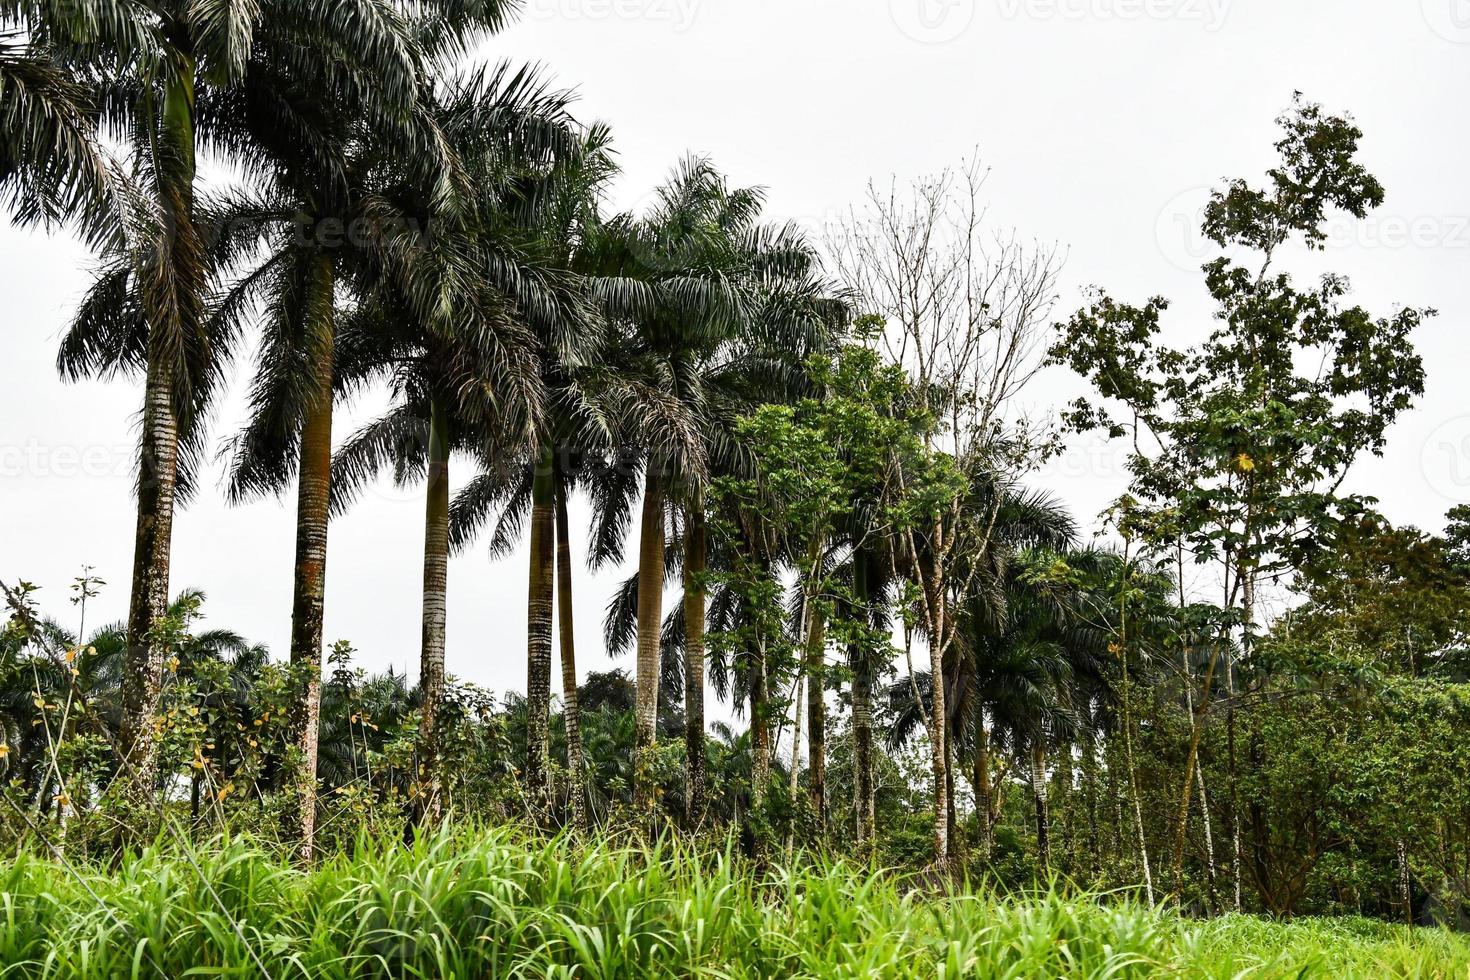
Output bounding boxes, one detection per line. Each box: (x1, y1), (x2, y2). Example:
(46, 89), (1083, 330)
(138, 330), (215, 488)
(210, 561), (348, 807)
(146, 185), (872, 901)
(0, 827), (1464, 978)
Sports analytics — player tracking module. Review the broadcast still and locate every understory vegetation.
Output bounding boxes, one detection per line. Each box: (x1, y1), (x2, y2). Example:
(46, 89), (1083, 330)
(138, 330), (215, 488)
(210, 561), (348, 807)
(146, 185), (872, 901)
(2, 828), (1466, 978)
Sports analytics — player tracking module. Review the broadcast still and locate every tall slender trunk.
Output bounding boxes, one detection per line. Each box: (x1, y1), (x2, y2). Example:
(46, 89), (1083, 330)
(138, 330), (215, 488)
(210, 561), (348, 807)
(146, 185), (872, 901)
(749, 638), (770, 811)
(554, 470), (586, 832)
(632, 467), (665, 810)
(416, 396), (450, 825)
(788, 668), (803, 799)
(973, 710), (993, 858)
(1031, 741), (1051, 874)
(926, 545), (950, 864)
(1082, 726), (1100, 876)
(850, 548), (875, 848)
(1057, 747), (1074, 872)
(1120, 648), (1156, 903)
(682, 497), (707, 827)
(525, 443), (554, 811)
(120, 60), (198, 804)
(805, 607), (827, 830)
(287, 254), (334, 861)
(1171, 647), (1222, 888)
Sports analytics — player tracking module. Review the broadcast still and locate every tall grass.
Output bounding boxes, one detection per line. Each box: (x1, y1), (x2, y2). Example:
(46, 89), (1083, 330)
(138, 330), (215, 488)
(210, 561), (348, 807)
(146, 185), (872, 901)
(0, 827), (1464, 978)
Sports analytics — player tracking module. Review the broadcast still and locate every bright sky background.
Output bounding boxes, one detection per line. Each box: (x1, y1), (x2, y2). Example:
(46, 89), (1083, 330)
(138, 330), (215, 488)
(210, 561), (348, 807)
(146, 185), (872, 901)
(4, 0), (1468, 708)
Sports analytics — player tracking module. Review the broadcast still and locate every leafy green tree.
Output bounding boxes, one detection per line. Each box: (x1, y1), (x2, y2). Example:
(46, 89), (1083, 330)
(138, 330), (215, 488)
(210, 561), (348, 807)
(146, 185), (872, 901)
(1052, 95), (1430, 889)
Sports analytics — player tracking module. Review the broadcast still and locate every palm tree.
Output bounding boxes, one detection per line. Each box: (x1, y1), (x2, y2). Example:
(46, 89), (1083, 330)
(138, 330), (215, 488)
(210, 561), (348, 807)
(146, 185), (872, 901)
(0, 30), (114, 239)
(42, 0), (426, 809)
(591, 158), (843, 812)
(210, 50), (581, 839)
(329, 70), (587, 822)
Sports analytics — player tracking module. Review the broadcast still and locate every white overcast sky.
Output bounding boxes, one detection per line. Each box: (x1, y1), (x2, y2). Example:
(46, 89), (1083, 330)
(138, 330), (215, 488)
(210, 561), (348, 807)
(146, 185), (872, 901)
(3, 0), (1468, 702)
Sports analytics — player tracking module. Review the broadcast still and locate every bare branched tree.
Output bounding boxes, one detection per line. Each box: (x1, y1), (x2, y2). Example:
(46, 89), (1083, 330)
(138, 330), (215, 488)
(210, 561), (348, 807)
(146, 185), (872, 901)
(828, 157), (1063, 863)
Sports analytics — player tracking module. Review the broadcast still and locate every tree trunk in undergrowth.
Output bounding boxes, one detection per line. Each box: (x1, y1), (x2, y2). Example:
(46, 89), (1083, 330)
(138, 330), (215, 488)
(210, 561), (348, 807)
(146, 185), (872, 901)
(416, 397), (450, 826)
(525, 444), (554, 813)
(925, 543), (950, 865)
(682, 499), (707, 827)
(974, 712), (994, 859)
(750, 640), (770, 811)
(805, 608), (827, 830)
(850, 549), (875, 849)
(1032, 742), (1051, 875)
(119, 59), (200, 811)
(633, 467), (665, 810)
(554, 470), (585, 831)
(286, 253), (334, 862)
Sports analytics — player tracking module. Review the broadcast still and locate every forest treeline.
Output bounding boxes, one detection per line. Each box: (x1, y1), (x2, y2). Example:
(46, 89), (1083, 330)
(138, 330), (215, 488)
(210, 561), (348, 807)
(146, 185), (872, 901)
(1, 0), (1464, 928)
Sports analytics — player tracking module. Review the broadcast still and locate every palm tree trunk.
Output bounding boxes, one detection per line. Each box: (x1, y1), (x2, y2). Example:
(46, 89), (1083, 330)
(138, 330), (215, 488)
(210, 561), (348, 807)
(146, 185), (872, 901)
(1032, 741), (1051, 874)
(121, 331), (178, 802)
(632, 466), (665, 810)
(554, 469), (586, 832)
(286, 253), (334, 861)
(850, 548), (875, 849)
(682, 496), (707, 827)
(120, 61), (198, 805)
(525, 443), (554, 811)
(417, 396), (450, 825)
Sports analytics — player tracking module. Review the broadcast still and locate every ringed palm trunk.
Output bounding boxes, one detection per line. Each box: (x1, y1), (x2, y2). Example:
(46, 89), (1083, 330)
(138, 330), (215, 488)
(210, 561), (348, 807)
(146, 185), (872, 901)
(525, 443), (554, 811)
(632, 466), (665, 810)
(120, 60), (199, 803)
(416, 396), (450, 825)
(682, 494), (707, 826)
(850, 548), (875, 848)
(286, 253), (334, 861)
(554, 473), (586, 831)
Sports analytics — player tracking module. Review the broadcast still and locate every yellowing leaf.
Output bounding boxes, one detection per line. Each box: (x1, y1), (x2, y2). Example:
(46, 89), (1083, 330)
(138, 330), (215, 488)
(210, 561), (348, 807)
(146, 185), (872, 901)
(1236, 453), (1255, 472)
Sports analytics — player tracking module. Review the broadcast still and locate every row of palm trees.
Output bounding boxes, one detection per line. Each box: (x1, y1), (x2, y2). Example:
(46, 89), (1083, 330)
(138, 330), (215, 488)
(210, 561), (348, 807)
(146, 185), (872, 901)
(2, 0), (1187, 868)
(3, 0), (859, 849)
